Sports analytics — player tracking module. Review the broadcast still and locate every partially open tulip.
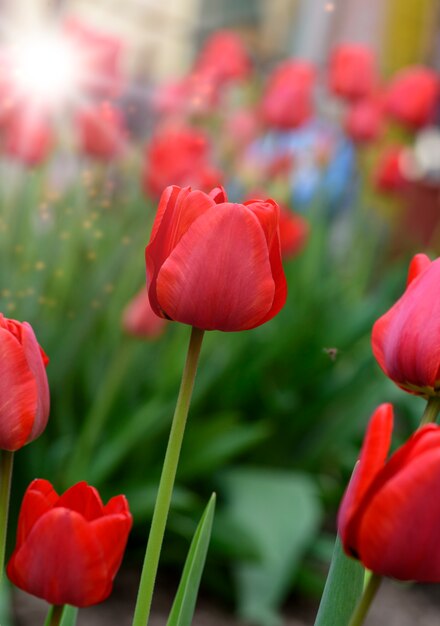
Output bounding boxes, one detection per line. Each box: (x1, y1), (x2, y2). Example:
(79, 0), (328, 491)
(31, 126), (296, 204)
(0, 314), (49, 451)
(123, 286), (167, 338)
(261, 60), (315, 130)
(385, 66), (439, 129)
(339, 403), (440, 581)
(372, 254), (440, 396)
(329, 44), (377, 101)
(145, 186), (287, 331)
(76, 101), (127, 160)
(7, 480), (132, 607)
(142, 125), (222, 198)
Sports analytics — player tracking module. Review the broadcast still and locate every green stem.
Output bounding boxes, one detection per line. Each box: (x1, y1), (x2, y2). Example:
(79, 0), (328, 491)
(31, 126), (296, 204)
(45, 605), (64, 626)
(131, 326), (205, 626)
(419, 396), (440, 427)
(0, 451), (14, 582)
(348, 573), (381, 626)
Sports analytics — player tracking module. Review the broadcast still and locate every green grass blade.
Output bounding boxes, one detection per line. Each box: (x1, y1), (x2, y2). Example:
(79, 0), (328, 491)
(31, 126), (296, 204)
(314, 534), (364, 626)
(166, 493), (216, 626)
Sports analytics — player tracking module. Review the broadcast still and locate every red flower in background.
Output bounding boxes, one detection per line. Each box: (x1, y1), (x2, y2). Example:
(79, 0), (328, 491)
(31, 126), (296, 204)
(145, 185), (287, 331)
(7, 480), (132, 607)
(4, 108), (53, 166)
(385, 67), (438, 129)
(142, 125), (222, 197)
(329, 44), (377, 101)
(123, 286), (167, 338)
(339, 403), (440, 582)
(374, 146), (407, 193)
(76, 101), (127, 160)
(345, 96), (384, 144)
(278, 206), (309, 259)
(63, 17), (124, 99)
(261, 60), (315, 130)
(0, 314), (49, 451)
(194, 30), (251, 85)
(372, 254), (440, 397)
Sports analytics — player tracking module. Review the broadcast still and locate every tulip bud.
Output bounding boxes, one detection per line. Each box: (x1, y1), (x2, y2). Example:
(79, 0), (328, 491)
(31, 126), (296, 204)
(0, 314), (50, 450)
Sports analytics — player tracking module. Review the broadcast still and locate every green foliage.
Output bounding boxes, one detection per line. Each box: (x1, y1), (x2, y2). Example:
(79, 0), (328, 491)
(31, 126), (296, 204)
(0, 164), (416, 617)
(167, 493), (216, 626)
(44, 605), (78, 626)
(220, 468), (322, 626)
(314, 535), (364, 626)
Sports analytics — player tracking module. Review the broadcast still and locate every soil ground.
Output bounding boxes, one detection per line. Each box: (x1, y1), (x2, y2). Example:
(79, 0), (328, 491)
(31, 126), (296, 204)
(12, 570), (440, 626)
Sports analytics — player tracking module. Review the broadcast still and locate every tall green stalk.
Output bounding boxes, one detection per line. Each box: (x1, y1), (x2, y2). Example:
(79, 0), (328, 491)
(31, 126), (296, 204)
(132, 326), (205, 626)
(348, 573), (381, 626)
(0, 451), (14, 582)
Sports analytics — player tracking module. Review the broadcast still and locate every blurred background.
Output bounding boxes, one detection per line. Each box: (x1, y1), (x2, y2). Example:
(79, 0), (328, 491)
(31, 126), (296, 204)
(0, 0), (439, 624)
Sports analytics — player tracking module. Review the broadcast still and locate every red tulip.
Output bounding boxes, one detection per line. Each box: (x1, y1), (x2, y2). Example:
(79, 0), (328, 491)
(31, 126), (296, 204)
(4, 108), (53, 166)
(329, 44), (377, 101)
(339, 403), (440, 581)
(0, 314), (49, 451)
(123, 286), (167, 338)
(142, 125), (222, 198)
(76, 101), (126, 161)
(261, 60), (315, 130)
(194, 30), (251, 85)
(385, 66), (439, 129)
(63, 17), (124, 99)
(7, 480), (132, 607)
(372, 254), (440, 396)
(278, 206), (309, 259)
(145, 185), (287, 331)
(374, 146), (407, 193)
(345, 96), (384, 144)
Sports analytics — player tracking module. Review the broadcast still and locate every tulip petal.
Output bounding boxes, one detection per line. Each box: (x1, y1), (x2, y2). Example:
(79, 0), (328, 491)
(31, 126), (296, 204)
(7, 509), (111, 607)
(90, 507), (132, 575)
(20, 322), (50, 441)
(372, 257), (440, 391)
(406, 253), (431, 287)
(0, 327), (37, 450)
(156, 203), (276, 331)
(56, 482), (104, 521)
(146, 187), (216, 316)
(16, 479), (59, 543)
(357, 448), (440, 581)
(338, 404), (393, 549)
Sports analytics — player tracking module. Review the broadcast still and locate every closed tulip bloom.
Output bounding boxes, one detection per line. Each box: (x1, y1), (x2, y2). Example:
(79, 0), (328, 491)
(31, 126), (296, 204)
(194, 30), (251, 85)
(5, 108), (53, 166)
(145, 186), (287, 331)
(329, 44), (377, 101)
(345, 96), (384, 144)
(278, 206), (309, 259)
(339, 403), (440, 581)
(261, 60), (315, 130)
(76, 101), (126, 161)
(374, 146), (406, 194)
(385, 66), (438, 129)
(0, 314), (49, 451)
(372, 254), (440, 396)
(7, 480), (132, 607)
(142, 125), (222, 197)
(123, 286), (167, 338)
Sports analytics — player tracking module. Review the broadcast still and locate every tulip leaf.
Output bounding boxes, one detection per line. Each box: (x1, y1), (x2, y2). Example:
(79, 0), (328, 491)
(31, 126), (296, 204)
(166, 493), (216, 626)
(220, 468), (322, 626)
(314, 534), (364, 626)
(44, 605), (78, 626)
